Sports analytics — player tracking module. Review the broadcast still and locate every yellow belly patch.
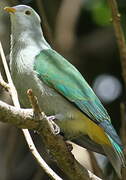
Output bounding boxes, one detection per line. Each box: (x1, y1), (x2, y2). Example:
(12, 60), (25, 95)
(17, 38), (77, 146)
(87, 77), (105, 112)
(78, 112), (111, 146)
(61, 110), (111, 146)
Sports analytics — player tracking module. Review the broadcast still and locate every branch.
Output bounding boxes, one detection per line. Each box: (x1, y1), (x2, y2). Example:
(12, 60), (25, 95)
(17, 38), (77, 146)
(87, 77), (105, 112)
(107, 0), (126, 85)
(0, 71), (101, 180)
(120, 103), (126, 179)
(0, 63), (101, 180)
(0, 72), (10, 92)
(107, 1), (126, 179)
(0, 99), (102, 180)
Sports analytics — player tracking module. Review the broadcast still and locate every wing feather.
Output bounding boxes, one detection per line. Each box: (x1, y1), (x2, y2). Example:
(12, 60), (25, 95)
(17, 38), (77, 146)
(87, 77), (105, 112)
(34, 49), (122, 147)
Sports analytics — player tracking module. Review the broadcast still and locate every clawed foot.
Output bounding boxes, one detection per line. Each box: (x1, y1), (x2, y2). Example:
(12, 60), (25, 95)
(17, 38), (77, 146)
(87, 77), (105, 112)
(47, 115), (60, 135)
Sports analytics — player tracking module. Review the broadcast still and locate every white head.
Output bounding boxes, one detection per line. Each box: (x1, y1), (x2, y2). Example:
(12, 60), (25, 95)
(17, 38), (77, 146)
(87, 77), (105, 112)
(4, 5), (50, 50)
(4, 5), (41, 31)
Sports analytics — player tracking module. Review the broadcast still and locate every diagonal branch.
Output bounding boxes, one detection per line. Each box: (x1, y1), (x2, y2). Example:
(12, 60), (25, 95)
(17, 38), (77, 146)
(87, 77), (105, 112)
(107, 0), (126, 85)
(107, 1), (126, 179)
(0, 69), (102, 180)
(0, 99), (102, 180)
(0, 72), (10, 92)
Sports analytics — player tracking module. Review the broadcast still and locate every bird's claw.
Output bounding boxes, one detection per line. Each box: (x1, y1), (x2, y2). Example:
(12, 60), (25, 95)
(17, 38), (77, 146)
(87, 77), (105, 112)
(47, 115), (56, 121)
(47, 115), (60, 135)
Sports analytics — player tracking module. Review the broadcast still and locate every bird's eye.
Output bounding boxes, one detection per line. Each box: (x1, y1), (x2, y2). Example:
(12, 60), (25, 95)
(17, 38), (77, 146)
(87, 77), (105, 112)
(25, 10), (31, 15)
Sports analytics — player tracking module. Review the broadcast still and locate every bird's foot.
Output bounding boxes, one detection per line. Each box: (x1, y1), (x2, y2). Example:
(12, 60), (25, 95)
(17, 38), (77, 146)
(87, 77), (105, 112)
(47, 115), (60, 135)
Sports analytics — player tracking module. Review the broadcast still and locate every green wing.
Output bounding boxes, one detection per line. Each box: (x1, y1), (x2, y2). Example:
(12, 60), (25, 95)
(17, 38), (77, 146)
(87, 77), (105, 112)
(34, 49), (121, 146)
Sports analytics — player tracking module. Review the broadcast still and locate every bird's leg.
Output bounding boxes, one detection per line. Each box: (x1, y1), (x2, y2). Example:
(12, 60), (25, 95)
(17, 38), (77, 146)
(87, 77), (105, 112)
(47, 115), (60, 135)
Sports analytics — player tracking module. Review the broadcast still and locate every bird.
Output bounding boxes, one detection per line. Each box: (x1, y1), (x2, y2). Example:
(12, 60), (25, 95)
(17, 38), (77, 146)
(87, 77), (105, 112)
(4, 5), (125, 178)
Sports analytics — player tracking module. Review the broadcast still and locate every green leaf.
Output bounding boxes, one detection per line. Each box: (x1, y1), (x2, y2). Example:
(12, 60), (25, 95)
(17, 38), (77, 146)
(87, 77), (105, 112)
(92, 1), (111, 26)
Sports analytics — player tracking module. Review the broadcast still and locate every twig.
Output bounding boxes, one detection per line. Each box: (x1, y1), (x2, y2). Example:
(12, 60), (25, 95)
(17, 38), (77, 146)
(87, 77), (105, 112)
(107, 0), (126, 85)
(27, 89), (41, 117)
(0, 41), (19, 105)
(0, 41), (62, 180)
(0, 72), (10, 92)
(120, 103), (126, 146)
(107, 1), (126, 179)
(120, 103), (126, 179)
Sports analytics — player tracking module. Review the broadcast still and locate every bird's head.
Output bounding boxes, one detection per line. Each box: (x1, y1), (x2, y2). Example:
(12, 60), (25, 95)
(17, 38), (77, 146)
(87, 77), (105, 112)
(4, 5), (50, 50)
(4, 5), (41, 30)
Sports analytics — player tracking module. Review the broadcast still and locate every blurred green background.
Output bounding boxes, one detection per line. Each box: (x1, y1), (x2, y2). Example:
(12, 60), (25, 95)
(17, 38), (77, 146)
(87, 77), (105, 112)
(0, 0), (126, 179)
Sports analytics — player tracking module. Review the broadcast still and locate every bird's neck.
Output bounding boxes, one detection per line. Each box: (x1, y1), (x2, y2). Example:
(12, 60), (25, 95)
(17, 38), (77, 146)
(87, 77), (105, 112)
(10, 26), (50, 70)
(10, 26), (50, 52)
(10, 27), (50, 80)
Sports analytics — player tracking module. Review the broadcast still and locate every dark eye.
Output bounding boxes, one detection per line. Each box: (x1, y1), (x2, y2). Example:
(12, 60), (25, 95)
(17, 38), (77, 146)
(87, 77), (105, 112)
(25, 10), (31, 15)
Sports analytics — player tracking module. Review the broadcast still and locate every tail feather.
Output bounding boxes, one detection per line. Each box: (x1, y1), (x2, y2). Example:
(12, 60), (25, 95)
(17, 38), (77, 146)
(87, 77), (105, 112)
(102, 135), (126, 178)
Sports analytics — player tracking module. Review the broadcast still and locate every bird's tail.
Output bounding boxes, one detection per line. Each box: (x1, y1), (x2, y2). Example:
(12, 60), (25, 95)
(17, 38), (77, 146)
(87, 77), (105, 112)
(102, 134), (126, 178)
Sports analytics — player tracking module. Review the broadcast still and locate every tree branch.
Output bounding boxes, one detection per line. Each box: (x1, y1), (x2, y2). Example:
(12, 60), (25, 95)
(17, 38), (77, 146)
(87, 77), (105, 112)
(0, 73), (102, 179)
(107, 0), (126, 85)
(107, 1), (126, 179)
(0, 99), (102, 180)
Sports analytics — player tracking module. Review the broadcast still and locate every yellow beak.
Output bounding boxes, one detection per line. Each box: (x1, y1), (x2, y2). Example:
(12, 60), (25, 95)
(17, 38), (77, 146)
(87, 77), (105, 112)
(4, 7), (16, 13)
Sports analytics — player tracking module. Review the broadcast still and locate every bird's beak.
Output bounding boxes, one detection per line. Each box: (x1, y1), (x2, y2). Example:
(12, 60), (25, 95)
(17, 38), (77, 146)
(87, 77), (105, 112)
(4, 7), (16, 13)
